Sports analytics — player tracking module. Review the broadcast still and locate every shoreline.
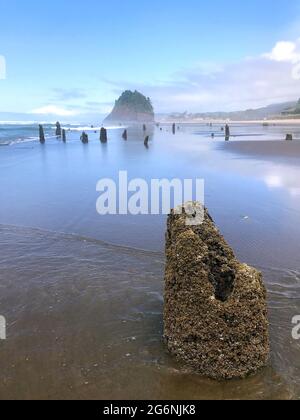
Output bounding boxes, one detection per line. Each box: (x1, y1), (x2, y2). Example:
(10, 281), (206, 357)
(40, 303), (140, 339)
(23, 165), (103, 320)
(157, 118), (300, 125)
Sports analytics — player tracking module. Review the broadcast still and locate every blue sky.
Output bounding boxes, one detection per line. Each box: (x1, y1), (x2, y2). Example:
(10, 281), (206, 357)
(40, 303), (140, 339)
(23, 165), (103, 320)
(0, 0), (300, 120)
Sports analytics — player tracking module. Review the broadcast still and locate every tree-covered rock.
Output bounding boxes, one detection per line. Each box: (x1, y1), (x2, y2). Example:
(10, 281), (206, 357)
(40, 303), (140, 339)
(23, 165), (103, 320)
(282, 99), (300, 115)
(105, 90), (154, 123)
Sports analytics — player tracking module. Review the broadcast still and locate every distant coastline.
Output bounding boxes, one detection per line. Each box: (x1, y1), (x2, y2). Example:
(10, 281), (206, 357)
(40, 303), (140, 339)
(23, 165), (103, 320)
(156, 117), (300, 125)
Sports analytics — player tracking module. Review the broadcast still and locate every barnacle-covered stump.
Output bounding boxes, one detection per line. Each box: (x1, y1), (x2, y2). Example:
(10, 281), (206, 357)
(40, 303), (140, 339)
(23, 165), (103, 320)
(164, 204), (270, 380)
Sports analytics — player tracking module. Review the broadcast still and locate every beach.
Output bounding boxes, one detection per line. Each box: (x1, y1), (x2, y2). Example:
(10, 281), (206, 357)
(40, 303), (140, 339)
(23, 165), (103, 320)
(0, 122), (300, 399)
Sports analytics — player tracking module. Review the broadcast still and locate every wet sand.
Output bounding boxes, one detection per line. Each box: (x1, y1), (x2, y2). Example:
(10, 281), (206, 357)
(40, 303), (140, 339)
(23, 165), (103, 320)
(220, 140), (300, 162)
(0, 224), (297, 400)
(0, 124), (300, 399)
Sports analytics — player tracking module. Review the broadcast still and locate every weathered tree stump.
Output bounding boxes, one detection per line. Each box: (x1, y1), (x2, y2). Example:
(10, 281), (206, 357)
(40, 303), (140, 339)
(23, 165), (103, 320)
(164, 204), (270, 380)
(39, 125), (45, 144)
(100, 127), (108, 143)
(80, 132), (89, 144)
(225, 124), (230, 140)
(56, 122), (62, 137)
(144, 136), (149, 148)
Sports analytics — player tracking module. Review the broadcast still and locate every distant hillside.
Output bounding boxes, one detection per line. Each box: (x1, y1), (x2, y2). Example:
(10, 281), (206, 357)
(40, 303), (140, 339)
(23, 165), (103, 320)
(282, 99), (300, 116)
(104, 90), (154, 123)
(162, 100), (298, 121)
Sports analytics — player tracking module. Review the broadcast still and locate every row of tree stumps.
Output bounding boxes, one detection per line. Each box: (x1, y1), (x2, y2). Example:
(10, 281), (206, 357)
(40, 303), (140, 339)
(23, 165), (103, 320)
(39, 122), (176, 145)
(39, 122), (109, 144)
(80, 127), (108, 144)
(39, 122), (66, 144)
(209, 124), (231, 141)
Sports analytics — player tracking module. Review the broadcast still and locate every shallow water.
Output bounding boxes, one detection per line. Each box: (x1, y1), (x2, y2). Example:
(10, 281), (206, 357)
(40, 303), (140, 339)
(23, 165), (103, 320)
(0, 123), (300, 399)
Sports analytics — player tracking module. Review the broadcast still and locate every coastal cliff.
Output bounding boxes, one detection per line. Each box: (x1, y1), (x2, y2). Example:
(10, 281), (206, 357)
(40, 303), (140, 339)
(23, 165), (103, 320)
(104, 90), (154, 123)
(164, 204), (270, 380)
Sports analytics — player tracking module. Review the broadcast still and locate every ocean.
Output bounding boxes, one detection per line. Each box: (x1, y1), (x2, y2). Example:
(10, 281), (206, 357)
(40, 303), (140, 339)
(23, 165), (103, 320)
(0, 121), (300, 399)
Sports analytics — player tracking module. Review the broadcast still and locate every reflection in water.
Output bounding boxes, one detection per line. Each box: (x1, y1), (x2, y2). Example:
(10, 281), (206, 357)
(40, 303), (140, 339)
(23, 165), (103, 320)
(0, 225), (298, 400)
(0, 123), (300, 399)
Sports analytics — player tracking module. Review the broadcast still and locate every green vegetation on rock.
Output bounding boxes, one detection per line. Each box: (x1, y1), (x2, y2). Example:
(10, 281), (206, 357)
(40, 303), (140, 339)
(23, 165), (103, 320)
(115, 90), (154, 113)
(105, 90), (154, 122)
(282, 98), (300, 116)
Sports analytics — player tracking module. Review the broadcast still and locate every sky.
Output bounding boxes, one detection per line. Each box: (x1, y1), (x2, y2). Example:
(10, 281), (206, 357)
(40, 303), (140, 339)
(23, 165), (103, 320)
(0, 0), (300, 121)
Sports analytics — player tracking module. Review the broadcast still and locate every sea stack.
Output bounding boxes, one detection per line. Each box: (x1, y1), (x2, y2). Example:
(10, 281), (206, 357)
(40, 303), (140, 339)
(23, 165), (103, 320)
(122, 129), (128, 140)
(286, 134), (293, 141)
(80, 132), (88, 144)
(172, 123), (176, 135)
(62, 129), (66, 142)
(100, 127), (108, 143)
(39, 125), (45, 144)
(104, 90), (154, 124)
(164, 204), (270, 380)
(56, 122), (62, 137)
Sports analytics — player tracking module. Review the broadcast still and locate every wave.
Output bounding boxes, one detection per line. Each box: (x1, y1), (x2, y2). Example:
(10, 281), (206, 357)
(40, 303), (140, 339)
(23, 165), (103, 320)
(0, 121), (57, 125)
(63, 125), (127, 132)
(0, 222), (164, 259)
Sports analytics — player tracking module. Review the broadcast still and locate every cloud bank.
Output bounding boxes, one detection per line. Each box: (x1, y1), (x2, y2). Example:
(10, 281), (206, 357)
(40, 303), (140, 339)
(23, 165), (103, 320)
(106, 39), (300, 113)
(31, 105), (78, 117)
(28, 39), (300, 119)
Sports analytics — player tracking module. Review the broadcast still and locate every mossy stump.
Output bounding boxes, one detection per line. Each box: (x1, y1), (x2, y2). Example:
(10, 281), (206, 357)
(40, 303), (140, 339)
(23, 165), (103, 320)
(164, 204), (270, 380)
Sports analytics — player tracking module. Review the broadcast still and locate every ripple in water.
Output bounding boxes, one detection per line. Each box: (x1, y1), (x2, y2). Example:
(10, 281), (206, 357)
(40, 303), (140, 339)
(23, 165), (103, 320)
(0, 225), (299, 400)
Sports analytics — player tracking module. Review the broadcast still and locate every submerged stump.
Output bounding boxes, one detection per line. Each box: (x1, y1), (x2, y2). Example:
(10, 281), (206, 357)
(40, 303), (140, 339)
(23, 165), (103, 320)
(80, 131), (89, 144)
(225, 124), (230, 140)
(39, 125), (45, 144)
(56, 121), (62, 137)
(62, 129), (66, 142)
(100, 127), (108, 143)
(164, 204), (270, 380)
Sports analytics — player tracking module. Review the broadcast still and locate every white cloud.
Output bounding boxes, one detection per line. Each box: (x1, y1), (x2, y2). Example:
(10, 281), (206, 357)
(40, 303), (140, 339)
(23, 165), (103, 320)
(31, 105), (77, 116)
(263, 41), (300, 63)
(111, 39), (300, 113)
